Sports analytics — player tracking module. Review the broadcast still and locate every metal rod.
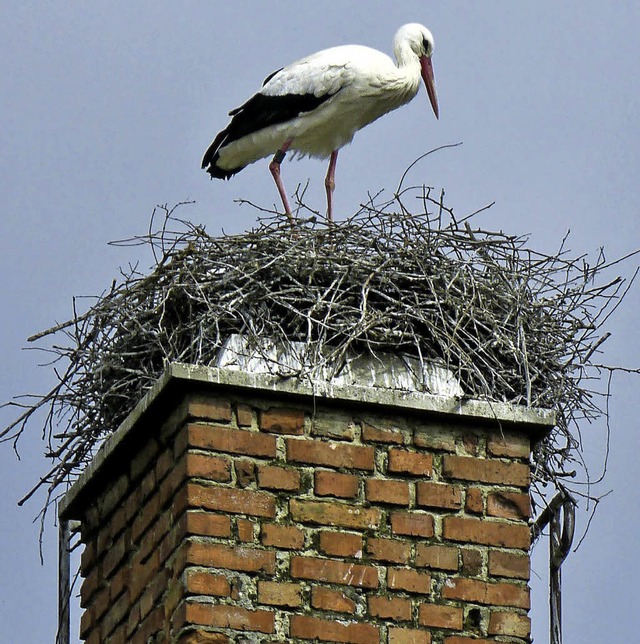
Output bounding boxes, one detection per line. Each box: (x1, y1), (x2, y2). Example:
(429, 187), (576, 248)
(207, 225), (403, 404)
(57, 519), (71, 644)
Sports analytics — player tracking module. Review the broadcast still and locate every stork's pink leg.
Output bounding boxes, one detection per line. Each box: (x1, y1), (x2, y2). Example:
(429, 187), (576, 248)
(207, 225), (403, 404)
(269, 138), (294, 222)
(325, 150), (339, 222)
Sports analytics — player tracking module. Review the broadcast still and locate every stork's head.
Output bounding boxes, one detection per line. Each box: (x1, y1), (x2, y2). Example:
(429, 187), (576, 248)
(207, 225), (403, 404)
(394, 23), (439, 119)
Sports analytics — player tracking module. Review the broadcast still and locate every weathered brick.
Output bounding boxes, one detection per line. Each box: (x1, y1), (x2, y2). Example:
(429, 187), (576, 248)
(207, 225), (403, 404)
(488, 551), (530, 580)
(413, 426), (457, 452)
(290, 615), (379, 644)
(367, 537), (410, 564)
(291, 556), (378, 588)
(388, 568), (432, 594)
(415, 544), (459, 571)
(184, 569), (231, 597)
(416, 481), (461, 510)
(487, 491), (530, 520)
(418, 603), (463, 629)
(182, 602), (274, 633)
(315, 470), (359, 498)
(187, 424), (276, 458)
(368, 595), (412, 621)
(389, 626), (432, 644)
(443, 455), (529, 487)
(259, 407), (305, 435)
(257, 464), (301, 491)
(443, 637), (495, 644)
(442, 577), (530, 609)
(286, 439), (374, 470)
(465, 487), (484, 514)
(312, 415), (357, 440)
(488, 610), (531, 637)
(235, 403), (253, 427)
(311, 587), (356, 613)
(187, 396), (232, 423)
(257, 581), (302, 608)
(186, 541), (276, 574)
(290, 499), (381, 530)
(186, 452), (231, 482)
(187, 483), (276, 518)
(365, 478), (410, 505)
(361, 421), (405, 445)
(390, 511), (434, 538)
(319, 530), (363, 558)
(461, 548), (484, 576)
(387, 449), (433, 476)
(185, 510), (231, 538)
(487, 432), (530, 459)
(176, 631), (229, 644)
(261, 523), (305, 550)
(443, 516), (530, 549)
(234, 459), (256, 487)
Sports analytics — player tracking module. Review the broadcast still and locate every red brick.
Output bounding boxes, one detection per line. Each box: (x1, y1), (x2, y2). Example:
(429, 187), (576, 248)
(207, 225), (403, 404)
(185, 510), (231, 538)
(442, 577), (530, 608)
(286, 439), (374, 470)
(388, 568), (432, 594)
(311, 587), (356, 614)
(182, 602), (274, 633)
(315, 470), (359, 498)
(487, 432), (530, 459)
(390, 511), (434, 538)
(312, 416), (357, 440)
(186, 452), (231, 482)
(418, 603), (463, 629)
(259, 407), (305, 435)
(235, 403), (253, 427)
(261, 523), (305, 550)
(187, 483), (276, 518)
(488, 551), (530, 580)
(415, 544), (459, 571)
(177, 632), (229, 644)
(487, 491), (531, 520)
(389, 626), (432, 644)
(187, 424), (276, 458)
(187, 396), (232, 423)
(290, 499), (381, 530)
(488, 611), (531, 637)
(443, 516), (530, 549)
(237, 518), (255, 542)
(365, 478), (410, 505)
(319, 531), (363, 558)
(185, 569), (231, 596)
(416, 481), (461, 509)
(368, 595), (412, 621)
(291, 556), (378, 588)
(257, 581), (302, 608)
(290, 615), (379, 644)
(362, 422), (405, 444)
(442, 455), (529, 487)
(186, 541), (275, 574)
(465, 487), (484, 514)
(257, 464), (301, 491)
(388, 449), (432, 476)
(367, 537), (410, 564)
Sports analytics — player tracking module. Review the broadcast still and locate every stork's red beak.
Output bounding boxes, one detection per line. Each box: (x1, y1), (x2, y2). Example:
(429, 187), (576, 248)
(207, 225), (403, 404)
(420, 55), (439, 120)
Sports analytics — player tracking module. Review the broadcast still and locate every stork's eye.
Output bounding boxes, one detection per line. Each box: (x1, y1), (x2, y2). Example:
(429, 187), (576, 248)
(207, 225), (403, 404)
(422, 37), (432, 55)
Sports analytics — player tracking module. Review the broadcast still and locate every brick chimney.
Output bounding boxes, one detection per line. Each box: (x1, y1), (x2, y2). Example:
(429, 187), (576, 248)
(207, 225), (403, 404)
(59, 363), (553, 643)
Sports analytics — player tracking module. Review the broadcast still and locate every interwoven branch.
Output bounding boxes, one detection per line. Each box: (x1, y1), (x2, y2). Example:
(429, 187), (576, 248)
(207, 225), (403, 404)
(2, 180), (638, 519)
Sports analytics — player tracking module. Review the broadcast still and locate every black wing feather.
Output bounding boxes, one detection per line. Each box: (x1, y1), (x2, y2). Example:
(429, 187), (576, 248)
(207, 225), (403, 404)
(202, 89), (337, 179)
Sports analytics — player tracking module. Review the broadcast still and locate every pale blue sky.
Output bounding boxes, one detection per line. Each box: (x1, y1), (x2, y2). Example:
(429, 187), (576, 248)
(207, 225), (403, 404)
(1, 3), (639, 642)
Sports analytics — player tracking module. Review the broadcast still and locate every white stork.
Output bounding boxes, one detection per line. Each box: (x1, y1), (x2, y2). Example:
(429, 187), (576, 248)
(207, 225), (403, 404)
(202, 23), (439, 222)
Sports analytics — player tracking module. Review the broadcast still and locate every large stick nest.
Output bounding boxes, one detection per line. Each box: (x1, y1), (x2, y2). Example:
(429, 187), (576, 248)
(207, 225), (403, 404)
(2, 180), (638, 515)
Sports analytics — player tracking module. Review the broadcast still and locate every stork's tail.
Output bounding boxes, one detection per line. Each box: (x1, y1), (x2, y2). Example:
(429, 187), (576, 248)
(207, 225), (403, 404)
(201, 129), (245, 180)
